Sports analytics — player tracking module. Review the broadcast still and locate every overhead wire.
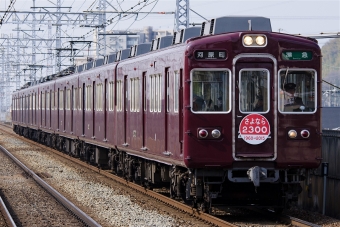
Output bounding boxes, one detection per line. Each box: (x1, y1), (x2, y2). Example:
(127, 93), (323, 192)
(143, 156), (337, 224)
(17, 1), (153, 74)
(0, 0), (17, 28)
(111, 0), (160, 39)
(9, 1), (165, 76)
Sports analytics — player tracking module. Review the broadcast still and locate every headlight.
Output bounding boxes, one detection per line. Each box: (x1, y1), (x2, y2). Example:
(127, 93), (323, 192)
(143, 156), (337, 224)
(243, 36), (253, 46)
(243, 34), (267, 47)
(255, 36), (265, 46)
(288, 130), (297, 139)
(211, 129), (221, 138)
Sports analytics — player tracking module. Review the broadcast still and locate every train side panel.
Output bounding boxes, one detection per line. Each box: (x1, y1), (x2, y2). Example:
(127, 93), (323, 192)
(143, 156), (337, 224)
(117, 58), (144, 151)
(105, 64), (117, 145)
(93, 66), (109, 143)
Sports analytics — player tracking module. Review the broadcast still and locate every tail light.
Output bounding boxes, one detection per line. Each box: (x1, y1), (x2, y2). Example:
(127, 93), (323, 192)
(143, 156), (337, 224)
(198, 129), (208, 138)
(301, 130), (310, 138)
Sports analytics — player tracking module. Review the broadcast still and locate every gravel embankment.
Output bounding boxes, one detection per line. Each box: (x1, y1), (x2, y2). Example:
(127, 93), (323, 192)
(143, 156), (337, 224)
(0, 144), (86, 227)
(0, 133), (211, 227)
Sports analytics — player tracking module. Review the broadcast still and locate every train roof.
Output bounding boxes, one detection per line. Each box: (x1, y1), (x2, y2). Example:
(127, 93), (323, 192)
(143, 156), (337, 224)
(18, 15), (317, 91)
(200, 16), (272, 36)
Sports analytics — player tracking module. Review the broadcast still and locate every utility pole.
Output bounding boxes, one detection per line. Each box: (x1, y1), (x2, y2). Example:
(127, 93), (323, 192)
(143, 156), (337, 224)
(0, 0), (108, 120)
(175, 0), (190, 31)
(32, 0), (37, 82)
(97, 0), (106, 57)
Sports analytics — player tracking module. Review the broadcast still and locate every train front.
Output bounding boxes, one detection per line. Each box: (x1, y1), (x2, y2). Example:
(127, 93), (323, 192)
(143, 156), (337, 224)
(181, 17), (322, 212)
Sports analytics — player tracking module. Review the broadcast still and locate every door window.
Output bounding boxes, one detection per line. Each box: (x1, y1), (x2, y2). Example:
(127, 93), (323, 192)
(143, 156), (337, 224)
(239, 69), (269, 113)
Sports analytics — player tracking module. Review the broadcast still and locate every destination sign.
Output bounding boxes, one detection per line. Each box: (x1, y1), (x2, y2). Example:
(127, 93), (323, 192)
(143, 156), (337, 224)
(282, 51), (313, 60)
(195, 50), (227, 60)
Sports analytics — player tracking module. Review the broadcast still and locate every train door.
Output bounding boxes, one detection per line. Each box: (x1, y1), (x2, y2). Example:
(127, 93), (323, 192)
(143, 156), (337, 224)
(49, 89), (52, 129)
(92, 81), (95, 138)
(178, 69), (183, 155)
(233, 55), (276, 160)
(71, 86), (74, 133)
(63, 87), (66, 131)
(82, 83), (85, 136)
(104, 79), (107, 140)
(124, 75), (128, 145)
(57, 88), (60, 131)
(42, 91), (45, 127)
(40, 91), (43, 127)
(34, 93), (36, 126)
(142, 72), (147, 149)
(28, 94), (31, 125)
(165, 68), (170, 154)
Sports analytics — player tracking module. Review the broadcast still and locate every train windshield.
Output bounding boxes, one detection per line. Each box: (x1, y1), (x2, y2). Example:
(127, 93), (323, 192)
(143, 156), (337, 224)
(191, 69), (230, 113)
(239, 69), (269, 113)
(278, 69), (316, 113)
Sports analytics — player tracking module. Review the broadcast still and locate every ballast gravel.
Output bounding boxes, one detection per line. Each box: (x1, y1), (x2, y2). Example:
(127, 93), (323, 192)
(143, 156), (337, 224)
(0, 133), (208, 227)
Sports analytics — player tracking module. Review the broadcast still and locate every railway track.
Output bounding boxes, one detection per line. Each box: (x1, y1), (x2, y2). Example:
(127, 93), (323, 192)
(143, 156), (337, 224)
(0, 124), (326, 227)
(0, 195), (16, 227)
(0, 144), (98, 227)
(243, 207), (322, 227)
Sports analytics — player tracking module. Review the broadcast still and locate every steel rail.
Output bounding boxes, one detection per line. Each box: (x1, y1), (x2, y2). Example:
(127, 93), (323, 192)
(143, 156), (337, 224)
(250, 207), (323, 227)
(0, 196), (16, 227)
(0, 145), (101, 227)
(289, 216), (322, 227)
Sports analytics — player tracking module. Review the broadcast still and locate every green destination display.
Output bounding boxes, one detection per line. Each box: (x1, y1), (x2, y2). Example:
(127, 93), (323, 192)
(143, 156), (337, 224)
(282, 51), (312, 60)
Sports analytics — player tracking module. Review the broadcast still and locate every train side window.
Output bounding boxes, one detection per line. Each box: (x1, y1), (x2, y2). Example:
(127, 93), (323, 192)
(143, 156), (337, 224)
(174, 71), (179, 113)
(96, 83), (103, 111)
(135, 78), (140, 112)
(117, 80), (123, 112)
(59, 89), (64, 110)
(66, 89), (71, 110)
(158, 74), (162, 112)
(239, 69), (269, 113)
(73, 88), (77, 110)
(149, 74), (162, 113)
(78, 87), (82, 110)
(149, 75), (155, 112)
(130, 78), (140, 112)
(47, 92), (50, 110)
(191, 69), (230, 113)
(29, 95), (31, 110)
(108, 82), (114, 111)
(85, 86), (88, 111)
(130, 78), (133, 112)
(42, 91), (46, 110)
(38, 92), (41, 110)
(33, 93), (36, 111)
(51, 92), (55, 110)
(89, 85), (93, 111)
(85, 85), (93, 111)
(278, 69), (316, 113)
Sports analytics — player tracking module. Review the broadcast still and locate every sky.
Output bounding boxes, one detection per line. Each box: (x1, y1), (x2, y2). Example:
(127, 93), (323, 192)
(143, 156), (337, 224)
(1, 0), (339, 48)
(0, 0), (339, 78)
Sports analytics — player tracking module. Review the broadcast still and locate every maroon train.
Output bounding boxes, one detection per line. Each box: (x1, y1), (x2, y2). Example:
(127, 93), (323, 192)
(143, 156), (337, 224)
(12, 16), (322, 212)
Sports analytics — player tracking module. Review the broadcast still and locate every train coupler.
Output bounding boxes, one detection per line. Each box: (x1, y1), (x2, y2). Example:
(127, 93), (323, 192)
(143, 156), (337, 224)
(247, 166), (267, 187)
